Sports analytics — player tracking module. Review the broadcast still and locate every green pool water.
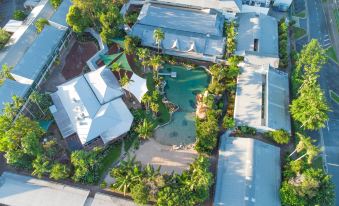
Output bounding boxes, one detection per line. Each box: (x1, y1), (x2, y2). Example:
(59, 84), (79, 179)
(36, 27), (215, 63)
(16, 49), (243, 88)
(154, 65), (210, 145)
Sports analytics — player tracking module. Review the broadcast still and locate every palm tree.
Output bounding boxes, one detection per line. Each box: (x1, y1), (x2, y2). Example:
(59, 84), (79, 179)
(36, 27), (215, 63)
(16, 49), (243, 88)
(141, 93), (152, 111)
(137, 48), (150, 73)
(149, 55), (162, 78)
(290, 133), (320, 164)
(30, 91), (45, 116)
(0, 64), (13, 84)
(150, 102), (159, 117)
(135, 119), (154, 140)
(153, 28), (165, 53)
(111, 62), (122, 79)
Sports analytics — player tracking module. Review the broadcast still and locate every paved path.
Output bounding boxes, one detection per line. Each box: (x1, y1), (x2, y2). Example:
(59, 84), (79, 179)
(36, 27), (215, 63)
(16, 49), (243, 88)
(322, 0), (339, 61)
(304, 0), (339, 204)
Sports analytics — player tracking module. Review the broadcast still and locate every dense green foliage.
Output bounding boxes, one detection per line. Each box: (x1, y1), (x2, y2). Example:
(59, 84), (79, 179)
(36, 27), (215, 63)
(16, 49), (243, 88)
(12, 10), (27, 20)
(225, 21), (237, 58)
(222, 115), (235, 129)
(35, 18), (50, 33)
(124, 36), (140, 55)
(280, 159), (335, 206)
(290, 39), (329, 130)
(50, 163), (70, 180)
(279, 18), (289, 68)
(111, 156), (213, 205)
(264, 129), (290, 144)
(0, 29), (10, 49)
(153, 28), (165, 53)
(0, 64), (13, 85)
(71, 148), (102, 183)
(66, 0), (125, 40)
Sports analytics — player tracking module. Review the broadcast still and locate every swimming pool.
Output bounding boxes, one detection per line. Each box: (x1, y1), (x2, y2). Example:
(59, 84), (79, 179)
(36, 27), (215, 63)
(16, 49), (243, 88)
(154, 65), (210, 145)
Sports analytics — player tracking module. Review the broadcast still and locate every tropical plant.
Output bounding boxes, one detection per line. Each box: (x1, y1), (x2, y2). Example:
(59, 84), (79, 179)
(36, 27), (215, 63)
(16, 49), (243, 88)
(32, 155), (50, 178)
(141, 93), (152, 111)
(124, 35), (137, 55)
(0, 64), (13, 85)
(35, 18), (50, 33)
(131, 183), (150, 205)
(50, 0), (62, 9)
(0, 29), (10, 49)
(30, 91), (45, 116)
(71, 148), (101, 183)
(150, 102), (159, 117)
(50, 163), (70, 180)
(12, 10), (27, 20)
(111, 62), (122, 79)
(289, 133), (320, 164)
(222, 115), (235, 129)
(135, 119), (154, 140)
(264, 129), (290, 144)
(137, 48), (150, 73)
(149, 55), (162, 78)
(153, 28), (165, 53)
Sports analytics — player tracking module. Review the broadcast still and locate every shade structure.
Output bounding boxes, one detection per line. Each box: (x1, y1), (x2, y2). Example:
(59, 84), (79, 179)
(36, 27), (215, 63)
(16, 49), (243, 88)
(100, 52), (123, 66)
(111, 38), (125, 49)
(115, 53), (133, 72)
(123, 73), (148, 102)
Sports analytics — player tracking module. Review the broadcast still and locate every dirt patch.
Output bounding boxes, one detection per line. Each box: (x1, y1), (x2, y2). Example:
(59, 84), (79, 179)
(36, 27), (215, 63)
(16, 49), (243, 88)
(133, 139), (198, 174)
(62, 41), (98, 79)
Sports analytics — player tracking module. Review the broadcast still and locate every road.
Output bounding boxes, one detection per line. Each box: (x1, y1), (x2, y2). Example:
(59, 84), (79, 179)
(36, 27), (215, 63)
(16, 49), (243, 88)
(304, 0), (339, 204)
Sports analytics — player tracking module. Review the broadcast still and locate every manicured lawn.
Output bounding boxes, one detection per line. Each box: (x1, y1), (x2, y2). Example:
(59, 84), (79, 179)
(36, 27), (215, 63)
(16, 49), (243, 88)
(326, 47), (338, 63)
(295, 11), (306, 18)
(334, 9), (339, 32)
(330, 90), (339, 104)
(98, 141), (122, 178)
(146, 73), (170, 125)
(292, 26), (306, 39)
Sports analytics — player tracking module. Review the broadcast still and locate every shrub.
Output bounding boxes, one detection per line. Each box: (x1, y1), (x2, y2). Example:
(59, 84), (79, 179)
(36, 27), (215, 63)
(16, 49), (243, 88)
(100, 181), (107, 189)
(50, 163), (69, 180)
(12, 10), (27, 21)
(35, 18), (49, 33)
(264, 129), (290, 144)
(222, 115), (235, 129)
(0, 29), (10, 49)
(237, 125), (256, 135)
(131, 183), (150, 205)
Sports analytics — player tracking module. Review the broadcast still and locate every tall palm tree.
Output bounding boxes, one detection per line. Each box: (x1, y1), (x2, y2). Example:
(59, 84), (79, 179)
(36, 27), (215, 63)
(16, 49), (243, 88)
(153, 28), (165, 53)
(137, 48), (150, 73)
(150, 102), (159, 117)
(135, 119), (154, 140)
(289, 133), (320, 164)
(149, 55), (162, 78)
(141, 93), (152, 111)
(0, 64), (13, 84)
(30, 91), (45, 116)
(111, 62), (122, 79)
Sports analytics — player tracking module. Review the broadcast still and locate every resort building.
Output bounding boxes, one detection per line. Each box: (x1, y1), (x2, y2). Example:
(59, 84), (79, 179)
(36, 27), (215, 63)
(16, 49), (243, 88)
(234, 64), (291, 133)
(273, 0), (293, 11)
(235, 12), (279, 68)
(50, 67), (133, 148)
(0, 0), (72, 112)
(131, 3), (226, 62)
(214, 136), (281, 206)
(0, 172), (90, 206)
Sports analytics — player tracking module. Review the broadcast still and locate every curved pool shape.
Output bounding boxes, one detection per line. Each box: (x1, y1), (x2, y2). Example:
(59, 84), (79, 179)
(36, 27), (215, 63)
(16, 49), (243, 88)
(154, 65), (210, 145)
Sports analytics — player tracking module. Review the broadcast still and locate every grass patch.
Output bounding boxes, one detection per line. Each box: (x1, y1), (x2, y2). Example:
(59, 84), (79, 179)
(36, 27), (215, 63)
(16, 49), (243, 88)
(146, 73), (170, 125)
(329, 90), (339, 104)
(98, 141), (122, 178)
(334, 9), (339, 33)
(295, 11), (306, 18)
(292, 26), (306, 39)
(326, 47), (338, 63)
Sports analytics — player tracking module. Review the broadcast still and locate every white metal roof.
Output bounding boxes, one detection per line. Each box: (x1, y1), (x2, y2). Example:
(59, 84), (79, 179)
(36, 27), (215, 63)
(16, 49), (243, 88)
(84, 66), (123, 104)
(52, 69), (133, 144)
(214, 136), (281, 206)
(0, 0), (54, 67)
(11, 25), (67, 85)
(234, 64), (291, 132)
(49, 0), (72, 27)
(236, 12), (278, 58)
(0, 172), (90, 206)
(3, 20), (23, 33)
(0, 79), (30, 112)
(123, 73), (148, 102)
